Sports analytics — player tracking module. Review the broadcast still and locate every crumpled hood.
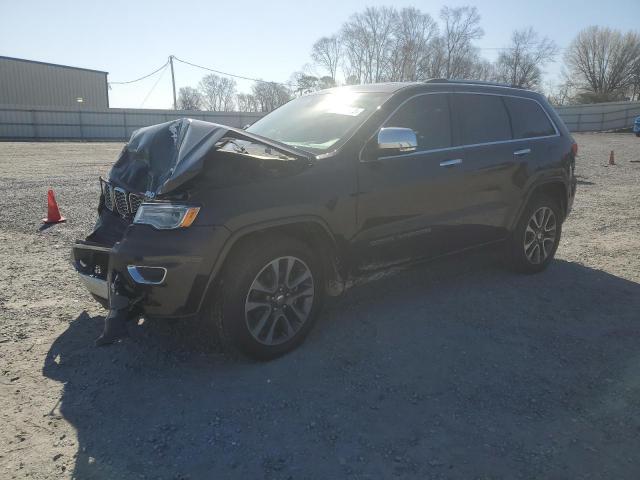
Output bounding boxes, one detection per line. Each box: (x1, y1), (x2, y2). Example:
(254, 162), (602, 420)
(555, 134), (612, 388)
(108, 118), (310, 196)
(108, 119), (230, 195)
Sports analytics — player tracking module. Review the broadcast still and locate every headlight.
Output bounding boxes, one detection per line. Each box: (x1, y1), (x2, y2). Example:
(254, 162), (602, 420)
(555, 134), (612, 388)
(133, 203), (200, 230)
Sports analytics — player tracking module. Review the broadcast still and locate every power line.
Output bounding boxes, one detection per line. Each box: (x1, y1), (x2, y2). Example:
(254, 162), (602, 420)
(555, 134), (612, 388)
(106, 48), (566, 89)
(172, 55), (295, 87)
(140, 62), (169, 108)
(109, 61), (169, 85)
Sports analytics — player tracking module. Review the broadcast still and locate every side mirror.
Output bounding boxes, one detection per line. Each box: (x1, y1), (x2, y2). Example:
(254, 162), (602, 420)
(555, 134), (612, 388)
(377, 127), (417, 153)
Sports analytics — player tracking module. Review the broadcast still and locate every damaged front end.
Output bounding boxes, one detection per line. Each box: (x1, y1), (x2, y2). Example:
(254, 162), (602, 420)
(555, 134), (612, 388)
(72, 118), (311, 324)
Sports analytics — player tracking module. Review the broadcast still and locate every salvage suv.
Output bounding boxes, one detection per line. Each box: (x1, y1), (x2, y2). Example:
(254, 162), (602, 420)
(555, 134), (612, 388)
(73, 80), (577, 359)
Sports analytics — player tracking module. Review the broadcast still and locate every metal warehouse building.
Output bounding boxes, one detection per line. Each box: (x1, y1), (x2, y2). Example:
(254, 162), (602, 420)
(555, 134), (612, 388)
(0, 56), (109, 109)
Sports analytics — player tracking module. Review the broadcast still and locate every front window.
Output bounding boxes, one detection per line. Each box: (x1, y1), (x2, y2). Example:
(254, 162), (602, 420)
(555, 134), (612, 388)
(384, 94), (452, 151)
(246, 91), (390, 153)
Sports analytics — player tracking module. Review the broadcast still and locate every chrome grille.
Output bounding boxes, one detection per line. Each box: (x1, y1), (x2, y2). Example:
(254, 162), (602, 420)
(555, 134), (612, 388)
(101, 179), (114, 211)
(114, 187), (129, 216)
(129, 193), (143, 216)
(100, 179), (144, 220)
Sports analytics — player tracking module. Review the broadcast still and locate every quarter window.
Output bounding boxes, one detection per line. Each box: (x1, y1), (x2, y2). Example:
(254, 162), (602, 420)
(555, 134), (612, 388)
(452, 93), (512, 145)
(504, 97), (556, 138)
(384, 94), (452, 150)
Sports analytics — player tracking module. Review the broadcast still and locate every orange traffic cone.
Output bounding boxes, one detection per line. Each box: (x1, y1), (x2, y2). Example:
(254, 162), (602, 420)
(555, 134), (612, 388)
(609, 150), (615, 166)
(42, 189), (66, 224)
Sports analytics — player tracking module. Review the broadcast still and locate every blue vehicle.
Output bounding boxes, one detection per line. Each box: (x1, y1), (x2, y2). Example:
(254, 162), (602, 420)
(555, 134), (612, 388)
(634, 116), (640, 137)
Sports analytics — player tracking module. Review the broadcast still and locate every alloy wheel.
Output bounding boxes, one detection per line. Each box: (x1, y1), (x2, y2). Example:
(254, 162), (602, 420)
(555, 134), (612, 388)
(524, 206), (557, 264)
(244, 256), (315, 346)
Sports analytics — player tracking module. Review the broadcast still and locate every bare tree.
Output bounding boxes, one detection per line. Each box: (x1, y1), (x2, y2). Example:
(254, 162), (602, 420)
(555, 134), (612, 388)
(236, 93), (259, 112)
(495, 27), (558, 89)
(311, 5), (486, 84)
(388, 7), (438, 81)
(565, 26), (640, 102)
(291, 72), (338, 96)
(318, 76), (337, 90)
(631, 59), (640, 100)
(340, 6), (397, 83)
(177, 86), (203, 110)
(439, 6), (484, 79)
(419, 36), (447, 79)
(340, 22), (367, 84)
(199, 74), (237, 111)
(251, 82), (292, 112)
(311, 35), (341, 81)
(291, 72), (320, 96)
(546, 79), (575, 106)
(468, 58), (496, 82)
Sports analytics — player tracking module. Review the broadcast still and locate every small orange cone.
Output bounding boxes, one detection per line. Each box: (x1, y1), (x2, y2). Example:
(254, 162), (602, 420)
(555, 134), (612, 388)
(609, 150), (615, 166)
(42, 189), (66, 224)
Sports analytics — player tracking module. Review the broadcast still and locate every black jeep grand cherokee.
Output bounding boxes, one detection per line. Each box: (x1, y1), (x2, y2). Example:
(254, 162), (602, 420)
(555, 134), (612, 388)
(73, 80), (577, 359)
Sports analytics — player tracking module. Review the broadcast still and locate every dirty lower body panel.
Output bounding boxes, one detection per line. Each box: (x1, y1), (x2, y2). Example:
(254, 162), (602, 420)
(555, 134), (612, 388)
(72, 210), (230, 319)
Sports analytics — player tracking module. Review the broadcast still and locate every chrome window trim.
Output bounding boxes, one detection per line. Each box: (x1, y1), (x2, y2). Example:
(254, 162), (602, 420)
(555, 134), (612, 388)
(500, 94), (559, 137)
(378, 134), (560, 161)
(361, 90), (560, 162)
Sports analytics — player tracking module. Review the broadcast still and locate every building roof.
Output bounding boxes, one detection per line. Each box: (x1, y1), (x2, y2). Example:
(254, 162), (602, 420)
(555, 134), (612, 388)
(0, 55), (108, 75)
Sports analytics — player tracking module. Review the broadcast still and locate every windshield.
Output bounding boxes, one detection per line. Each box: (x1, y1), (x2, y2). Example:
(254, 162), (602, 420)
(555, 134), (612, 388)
(246, 91), (390, 153)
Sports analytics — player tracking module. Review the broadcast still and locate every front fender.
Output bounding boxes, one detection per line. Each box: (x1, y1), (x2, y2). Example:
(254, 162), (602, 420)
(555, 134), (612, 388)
(195, 215), (341, 313)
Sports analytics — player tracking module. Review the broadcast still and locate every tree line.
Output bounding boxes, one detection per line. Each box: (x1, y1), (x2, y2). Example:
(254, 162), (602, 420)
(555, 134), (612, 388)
(177, 5), (640, 112)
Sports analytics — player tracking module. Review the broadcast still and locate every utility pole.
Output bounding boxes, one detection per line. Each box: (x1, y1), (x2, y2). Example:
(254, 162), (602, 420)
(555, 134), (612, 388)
(169, 55), (177, 110)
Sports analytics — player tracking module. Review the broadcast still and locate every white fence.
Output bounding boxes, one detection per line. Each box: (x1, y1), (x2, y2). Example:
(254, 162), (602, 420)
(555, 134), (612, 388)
(0, 105), (264, 141)
(554, 101), (640, 132)
(0, 100), (639, 140)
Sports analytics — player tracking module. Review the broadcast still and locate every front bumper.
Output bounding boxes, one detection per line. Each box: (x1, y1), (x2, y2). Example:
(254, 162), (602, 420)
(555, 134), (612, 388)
(73, 219), (231, 317)
(75, 242), (110, 300)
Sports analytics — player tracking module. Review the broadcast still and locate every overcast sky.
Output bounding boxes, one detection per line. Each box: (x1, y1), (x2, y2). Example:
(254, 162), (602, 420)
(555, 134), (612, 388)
(1, 0), (636, 109)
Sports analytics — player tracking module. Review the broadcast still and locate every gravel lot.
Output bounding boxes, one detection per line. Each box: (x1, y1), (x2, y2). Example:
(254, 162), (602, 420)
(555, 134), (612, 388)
(1, 133), (639, 479)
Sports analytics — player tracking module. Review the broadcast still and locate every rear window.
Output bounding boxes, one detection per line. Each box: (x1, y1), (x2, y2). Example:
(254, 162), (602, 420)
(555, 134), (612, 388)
(452, 93), (512, 145)
(504, 97), (556, 138)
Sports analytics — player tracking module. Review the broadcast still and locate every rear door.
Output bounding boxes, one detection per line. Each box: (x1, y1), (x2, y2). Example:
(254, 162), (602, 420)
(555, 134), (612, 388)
(354, 93), (468, 267)
(449, 92), (517, 244)
(502, 95), (561, 221)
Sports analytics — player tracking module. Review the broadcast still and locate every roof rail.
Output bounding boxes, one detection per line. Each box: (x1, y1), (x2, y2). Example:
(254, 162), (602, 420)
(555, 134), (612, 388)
(424, 78), (523, 89)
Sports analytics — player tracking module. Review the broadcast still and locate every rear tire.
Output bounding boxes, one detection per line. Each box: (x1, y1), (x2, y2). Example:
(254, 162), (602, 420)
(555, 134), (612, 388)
(212, 234), (324, 360)
(506, 194), (562, 274)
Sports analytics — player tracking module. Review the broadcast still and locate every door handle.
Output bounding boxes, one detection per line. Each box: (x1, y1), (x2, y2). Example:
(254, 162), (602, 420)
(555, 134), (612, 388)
(439, 158), (463, 167)
(513, 148), (531, 156)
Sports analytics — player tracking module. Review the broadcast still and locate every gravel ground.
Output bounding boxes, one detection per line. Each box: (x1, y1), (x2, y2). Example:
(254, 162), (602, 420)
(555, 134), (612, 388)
(1, 134), (639, 479)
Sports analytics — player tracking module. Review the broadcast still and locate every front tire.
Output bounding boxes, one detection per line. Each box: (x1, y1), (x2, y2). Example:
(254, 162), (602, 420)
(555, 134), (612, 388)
(506, 194), (562, 273)
(214, 235), (324, 360)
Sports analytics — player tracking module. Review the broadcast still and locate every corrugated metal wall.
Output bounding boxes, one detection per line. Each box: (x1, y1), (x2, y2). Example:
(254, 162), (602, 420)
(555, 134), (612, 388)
(0, 105), (264, 140)
(554, 101), (640, 132)
(0, 56), (108, 109)
(0, 100), (638, 141)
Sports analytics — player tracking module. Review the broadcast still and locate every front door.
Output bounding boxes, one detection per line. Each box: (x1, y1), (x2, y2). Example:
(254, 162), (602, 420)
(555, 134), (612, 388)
(354, 93), (468, 269)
